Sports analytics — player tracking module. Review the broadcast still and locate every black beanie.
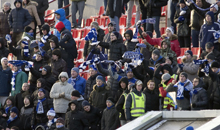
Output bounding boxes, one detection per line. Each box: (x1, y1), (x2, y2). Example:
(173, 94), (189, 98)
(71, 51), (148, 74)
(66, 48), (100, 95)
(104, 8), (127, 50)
(180, 72), (188, 79)
(152, 49), (160, 57)
(179, 0), (185, 4)
(107, 97), (115, 104)
(52, 49), (61, 59)
(211, 61), (219, 68)
(24, 26), (32, 32)
(112, 31), (119, 39)
(71, 90), (81, 97)
(82, 100), (90, 108)
(41, 23), (50, 33)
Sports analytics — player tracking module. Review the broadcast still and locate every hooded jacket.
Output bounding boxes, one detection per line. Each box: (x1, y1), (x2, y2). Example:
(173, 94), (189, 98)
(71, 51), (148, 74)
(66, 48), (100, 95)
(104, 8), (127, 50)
(0, 8), (11, 45)
(8, 0), (32, 32)
(124, 30), (138, 51)
(50, 72), (74, 113)
(50, 57), (67, 80)
(0, 96), (14, 118)
(54, 9), (71, 41)
(67, 74), (86, 96)
(0, 38), (9, 60)
(115, 77), (129, 102)
(0, 66), (12, 96)
(199, 11), (220, 50)
(40, 24), (54, 51)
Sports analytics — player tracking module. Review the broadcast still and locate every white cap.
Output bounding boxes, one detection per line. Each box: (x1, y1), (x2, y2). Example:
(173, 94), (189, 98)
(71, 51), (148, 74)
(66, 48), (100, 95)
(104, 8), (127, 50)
(166, 27), (174, 35)
(211, 4), (218, 11)
(1, 57), (7, 63)
(136, 80), (143, 86)
(47, 110), (56, 117)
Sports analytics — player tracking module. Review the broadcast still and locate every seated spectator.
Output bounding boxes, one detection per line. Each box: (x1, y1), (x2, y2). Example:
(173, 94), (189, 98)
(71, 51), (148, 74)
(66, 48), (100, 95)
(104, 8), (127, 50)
(6, 107), (21, 129)
(0, 37), (9, 60)
(123, 30), (138, 51)
(82, 100), (102, 130)
(54, 8), (71, 41)
(191, 78), (208, 110)
(101, 97), (120, 130)
(148, 49), (165, 67)
(55, 117), (68, 130)
(89, 76), (111, 112)
(46, 110), (57, 130)
(200, 42), (220, 63)
(165, 57), (178, 74)
(20, 95), (33, 130)
(71, 90), (85, 111)
(50, 72), (74, 118)
(0, 96), (14, 119)
(142, 27), (181, 56)
(68, 67), (86, 96)
(65, 100), (89, 130)
(41, 23), (54, 51)
(31, 78), (50, 101)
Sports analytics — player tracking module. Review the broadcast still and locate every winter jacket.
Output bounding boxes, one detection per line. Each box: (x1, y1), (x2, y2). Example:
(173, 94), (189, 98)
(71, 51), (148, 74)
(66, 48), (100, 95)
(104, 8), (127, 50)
(0, 96), (14, 119)
(8, 0), (32, 33)
(199, 11), (220, 50)
(106, 0), (123, 18)
(76, 96), (85, 112)
(11, 71), (28, 96)
(115, 77), (129, 102)
(32, 87), (50, 101)
(144, 0), (167, 16)
(85, 74), (102, 100)
(23, 1), (41, 29)
(83, 106), (102, 130)
(20, 105), (33, 130)
(40, 24), (54, 51)
(101, 106), (120, 130)
(7, 116), (22, 129)
(8, 41), (30, 60)
(0, 38), (9, 60)
(68, 75), (86, 95)
(54, 9), (71, 41)
(144, 34), (181, 56)
(14, 90), (31, 111)
(0, 9), (11, 45)
(0, 66), (12, 96)
(50, 72), (74, 113)
(200, 49), (220, 64)
(124, 30), (138, 51)
(0, 116), (6, 129)
(89, 84), (111, 112)
(65, 101), (89, 130)
(143, 87), (159, 111)
(49, 58), (67, 80)
(31, 0), (49, 17)
(99, 36), (126, 61)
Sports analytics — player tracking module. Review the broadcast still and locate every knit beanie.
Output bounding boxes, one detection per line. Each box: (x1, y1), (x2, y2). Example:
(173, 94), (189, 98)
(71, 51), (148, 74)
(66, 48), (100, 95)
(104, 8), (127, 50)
(10, 107), (18, 115)
(179, 0), (185, 4)
(56, 117), (65, 124)
(211, 4), (218, 11)
(41, 23), (50, 33)
(211, 61), (219, 68)
(52, 49), (61, 59)
(136, 80), (143, 86)
(106, 97), (115, 104)
(90, 21), (99, 28)
(71, 67), (79, 74)
(1, 57), (7, 63)
(180, 72), (188, 79)
(112, 31), (120, 39)
(38, 88), (46, 94)
(24, 26), (33, 32)
(96, 75), (104, 82)
(206, 52), (215, 60)
(55, 21), (65, 32)
(162, 73), (171, 81)
(152, 49), (160, 57)
(82, 100), (90, 108)
(108, 21), (116, 30)
(185, 50), (193, 57)
(166, 27), (174, 35)
(71, 90), (81, 98)
(166, 57), (173, 64)
(186, 126), (194, 130)
(47, 110), (56, 116)
(3, 2), (11, 8)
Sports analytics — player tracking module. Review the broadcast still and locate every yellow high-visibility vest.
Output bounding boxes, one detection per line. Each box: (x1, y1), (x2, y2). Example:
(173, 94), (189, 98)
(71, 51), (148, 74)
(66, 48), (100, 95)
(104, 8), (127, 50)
(119, 93), (128, 118)
(130, 92), (145, 117)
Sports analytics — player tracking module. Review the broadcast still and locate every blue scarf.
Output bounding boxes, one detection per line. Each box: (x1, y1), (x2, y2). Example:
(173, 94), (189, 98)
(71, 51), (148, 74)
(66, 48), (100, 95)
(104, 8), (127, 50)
(36, 98), (46, 112)
(107, 105), (114, 110)
(22, 41), (29, 57)
(193, 59), (209, 76)
(7, 115), (18, 125)
(70, 75), (80, 89)
(180, 6), (188, 11)
(11, 69), (22, 91)
(97, 84), (105, 87)
(41, 32), (51, 43)
(193, 87), (202, 94)
(5, 105), (12, 114)
(27, 32), (34, 37)
(174, 79), (193, 100)
(38, 41), (46, 56)
(56, 125), (64, 128)
(151, 56), (163, 65)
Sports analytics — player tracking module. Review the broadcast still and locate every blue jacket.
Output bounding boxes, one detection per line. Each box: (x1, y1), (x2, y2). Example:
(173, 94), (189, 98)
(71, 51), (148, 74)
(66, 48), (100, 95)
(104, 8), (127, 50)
(0, 66), (12, 96)
(54, 8), (71, 41)
(199, 11), (220, 50)
(68, 75), (86, 95)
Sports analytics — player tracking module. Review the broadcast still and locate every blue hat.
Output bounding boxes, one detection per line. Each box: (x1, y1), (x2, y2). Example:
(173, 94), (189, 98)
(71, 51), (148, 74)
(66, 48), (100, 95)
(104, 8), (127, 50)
(10, 107), (19, 115)
(38, 88), (46, 94)
(72, 67), (79, 74)
(185, 50), (193, 57)
(96, 75), (104, 82)
(126, 67), (132, 74)
(89, 65), (97, 71)
(82, 100), (90, 108)
(186, 126), (194, 130)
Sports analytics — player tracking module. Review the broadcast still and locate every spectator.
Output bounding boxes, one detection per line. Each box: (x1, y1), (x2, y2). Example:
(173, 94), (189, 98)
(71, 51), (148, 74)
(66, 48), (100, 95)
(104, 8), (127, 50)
(148, 49), (166, 67)
(115, 77), (129, 102)
(65, 100), (89, 130)
(191, 78), (208, 110)
(0, 96), (14, 119)
(46, 110), (57, 130)
(6, 107), (21, 129)
(31, 88), (53, 129)
(89, 76), (111, 112)
(177, 50), (199, 81)
(55, 21), (77, 74)
(68, 67), (86, 96)
(0, 38), (9, 60)
(165, 57), (178, 74)
(0, 2), (11, 46)
(49, 49), (67, 80)
(50, 72), (74, 118)
(138, 0), (148, 31)
(20, 95), (33, 130)
(101, 97), (120, 130)
(125, 80), (146, 121)
(142, 27), (181, 56)
(200, 42), (220, 63)
(41, 23), (54, 51)
(18, 26), (34, 47)
(106, 0), (123, 32)
(22, 0), (42, 39)
(206, 52), (216, 65)
(170, 0), (178, 34)
(14, 83), (30, 111)
(199, 11), (220, 50)
(55, 117), (68, 130)
(126, 0), (140, 29)
(123, 30), (138, 51)
(0, 113), (6, 129)
(71, 90), (85, 111)
(54, 9), (71, 41)
(8, 0), (32, 47)
(58, 0), (69, 17)
(0, 58), (12, 105)
(31, 78), (50, 101)
(174, 0), (191, 48)
(71, 0), (86, 28)
(82, 100), (102, 130)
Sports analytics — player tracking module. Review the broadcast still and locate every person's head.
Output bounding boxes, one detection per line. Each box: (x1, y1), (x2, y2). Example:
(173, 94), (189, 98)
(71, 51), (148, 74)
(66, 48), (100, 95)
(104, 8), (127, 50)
(89, 65), (98, 76)
(184, 50), (193, 59)
(3, 2), (11, 12)
(124, 33), (131, 41)
(106, 97), (115, 107)
(161, 39), (170, 49)
(205, 42), (214, 53)
(135, 80), (143, 92)
(119, 77), (128, 90)
(210, 4), (218, 13)
(42, 67), (47, 75)
(165, 57), (173, 65)
(1, 57), (8, 68)
(206, 52), (215, 63)
(108, 22), (116, 32)
(14, 0), (21, 8)
(180, 72), (187, 82)
(22, 82), (29, 91)
(111, 31), (119, 41)
(23, 0), (29, 4)
(147, 80), (155, 91)
(56, 117), (65, 127)
(90, 21), (99, 30)
(24, 95), (31, 106)
(96, 75), (104, 86)
(55, 21), (65, 33)
(71, 90), (81, 100)
(37, 78), (45, 88)
(55, 13), (60, 20)
(165, 27), (174, 38)
(162, 65), (172, 74)
(10, 107), (18, 118)
(69, 101), (78, 111)
(10, 126), (19, 130)
(41, 24), (50, 35)
(179, 0), (186, 8)
(49, 40), (56, 49)
(12, 65), (18, 72)
(151, 49), (160, 61)
(71, 67), (79, 78)
(124, 30), (133, 41)
(6, 98), (12, 106)
(196, 0), (203, 7)
(211, 61), (219, 73)
(193, 78), (200, 87)
(161, 73), (171, 83)
(52, 49), (61, 61)
(38, 88), (46, 99)
(35, 53), (43, 61)
(205, 11), (213, 23)
(47, 110), (56, 120)
(82, 100), (91, 112)
(59, 72), (69, 83)
(126, 69), (134, 79)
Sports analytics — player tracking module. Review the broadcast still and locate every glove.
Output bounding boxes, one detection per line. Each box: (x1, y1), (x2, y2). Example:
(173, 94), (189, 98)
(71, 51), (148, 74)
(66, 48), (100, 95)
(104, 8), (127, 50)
(5, 34), (12, 43)
(94, 57), (100, 64)
(178, 16), (185, 21)
(192, 103), (196, 108)
(178, 63), (184, 70)
(59, 92), (65, 98)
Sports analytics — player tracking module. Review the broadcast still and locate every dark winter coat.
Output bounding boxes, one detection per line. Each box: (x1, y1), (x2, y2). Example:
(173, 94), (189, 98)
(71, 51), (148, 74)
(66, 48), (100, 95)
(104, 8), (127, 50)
(8, 0), (32, 33)
(149, 56), (165, 67)
(0, 9), (11, 45)
(0, 38), (9, 60)
(106, 0), (123, 18)
(0, 96), (14, 119)
(115, 77), (129, 102)
(101, 106), (120, 130)
(200, 49), (220, 64)
(50, 58), (67, 80)
(14, 90), (31, 111)
(20, 105), (33, 130)
(0, 66), (12, 96)
(145, 0), (167, 16)
(123, 30), (138, 51)
(143, 87), (159, 111)
(40, 24), (54, 51)
(7, 116), (22, 129)
(31, 0), (49, 17)
(0, 116), (6, 129)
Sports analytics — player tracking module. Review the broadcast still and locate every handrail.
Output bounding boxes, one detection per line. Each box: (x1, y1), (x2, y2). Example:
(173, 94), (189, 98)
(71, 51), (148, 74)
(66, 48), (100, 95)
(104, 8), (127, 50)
(44, 4), (71, 18)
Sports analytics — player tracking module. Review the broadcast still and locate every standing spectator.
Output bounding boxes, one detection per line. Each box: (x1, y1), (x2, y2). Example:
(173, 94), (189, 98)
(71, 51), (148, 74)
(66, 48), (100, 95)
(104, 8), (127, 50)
(0, 58), (12, 105)
(22, 0), (42, 39)
(0, 2), (11, 46)
(148, 49), (166, 67)
(55, 117), (68, 130)
(46, 110), (57, 130)
(101, 97), (120, 130)
(31, 78), (50, 101)
(200, 42), (220, 63)
(54, 9), (71, 41)
(174, 0), (191, 48)
(124, 30), (138, 51)
(41, 24), (54, 52)
(145, 0), (167, 38)
(82, 100), (102, 130)
(0, 96), (14, 119)
(58, 0), (69, 17)
(68, 67), (86, 96)
(0, 38), (9, 60)
(71, 90), (85, 111)
(199, 11), (220, 50)
(50, 72), (74, 119)
(55, 21), (77, 74)
(106, 0), (123, 32)
(8, 0), (32, 47)
(6, 107), (21, 129)
(165, 57), (178, 74)
(126, 0), (140, 28)
(71, 0), (86, 28)
(103, 21), (123, 43)
(170, 0), (178, 34)
(138, 0), (148, 31)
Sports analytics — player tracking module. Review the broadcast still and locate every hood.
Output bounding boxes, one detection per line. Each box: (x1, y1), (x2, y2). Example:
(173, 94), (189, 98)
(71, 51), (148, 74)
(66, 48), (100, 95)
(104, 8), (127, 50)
(14, 0), (22, 8)
(119, 77), (129, 89)
(43, 65), (52, 76)
(58, 72), (69, 84)
(162, 64), (173, 75)
(55, 8), (66, 21)
(124, 30), (133, 41)
(0, 38), (5, 49)
(49, 36), (59, 48)
(41, 24), (50, 33)
(205, 11), (214, 24)
(4, 96), (14, 106)
(77, 95), (84, 101)
(161, 39), (171, 48)
(68, 100), (78, 111)
(194, 78), (204, 89)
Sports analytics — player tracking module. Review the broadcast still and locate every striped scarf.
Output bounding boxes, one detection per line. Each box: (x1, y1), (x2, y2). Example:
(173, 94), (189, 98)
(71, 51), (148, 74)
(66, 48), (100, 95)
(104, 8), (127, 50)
(41, 32), (51, 43)
(11, 69), (22, 91)
(22, 41), (29, 57)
